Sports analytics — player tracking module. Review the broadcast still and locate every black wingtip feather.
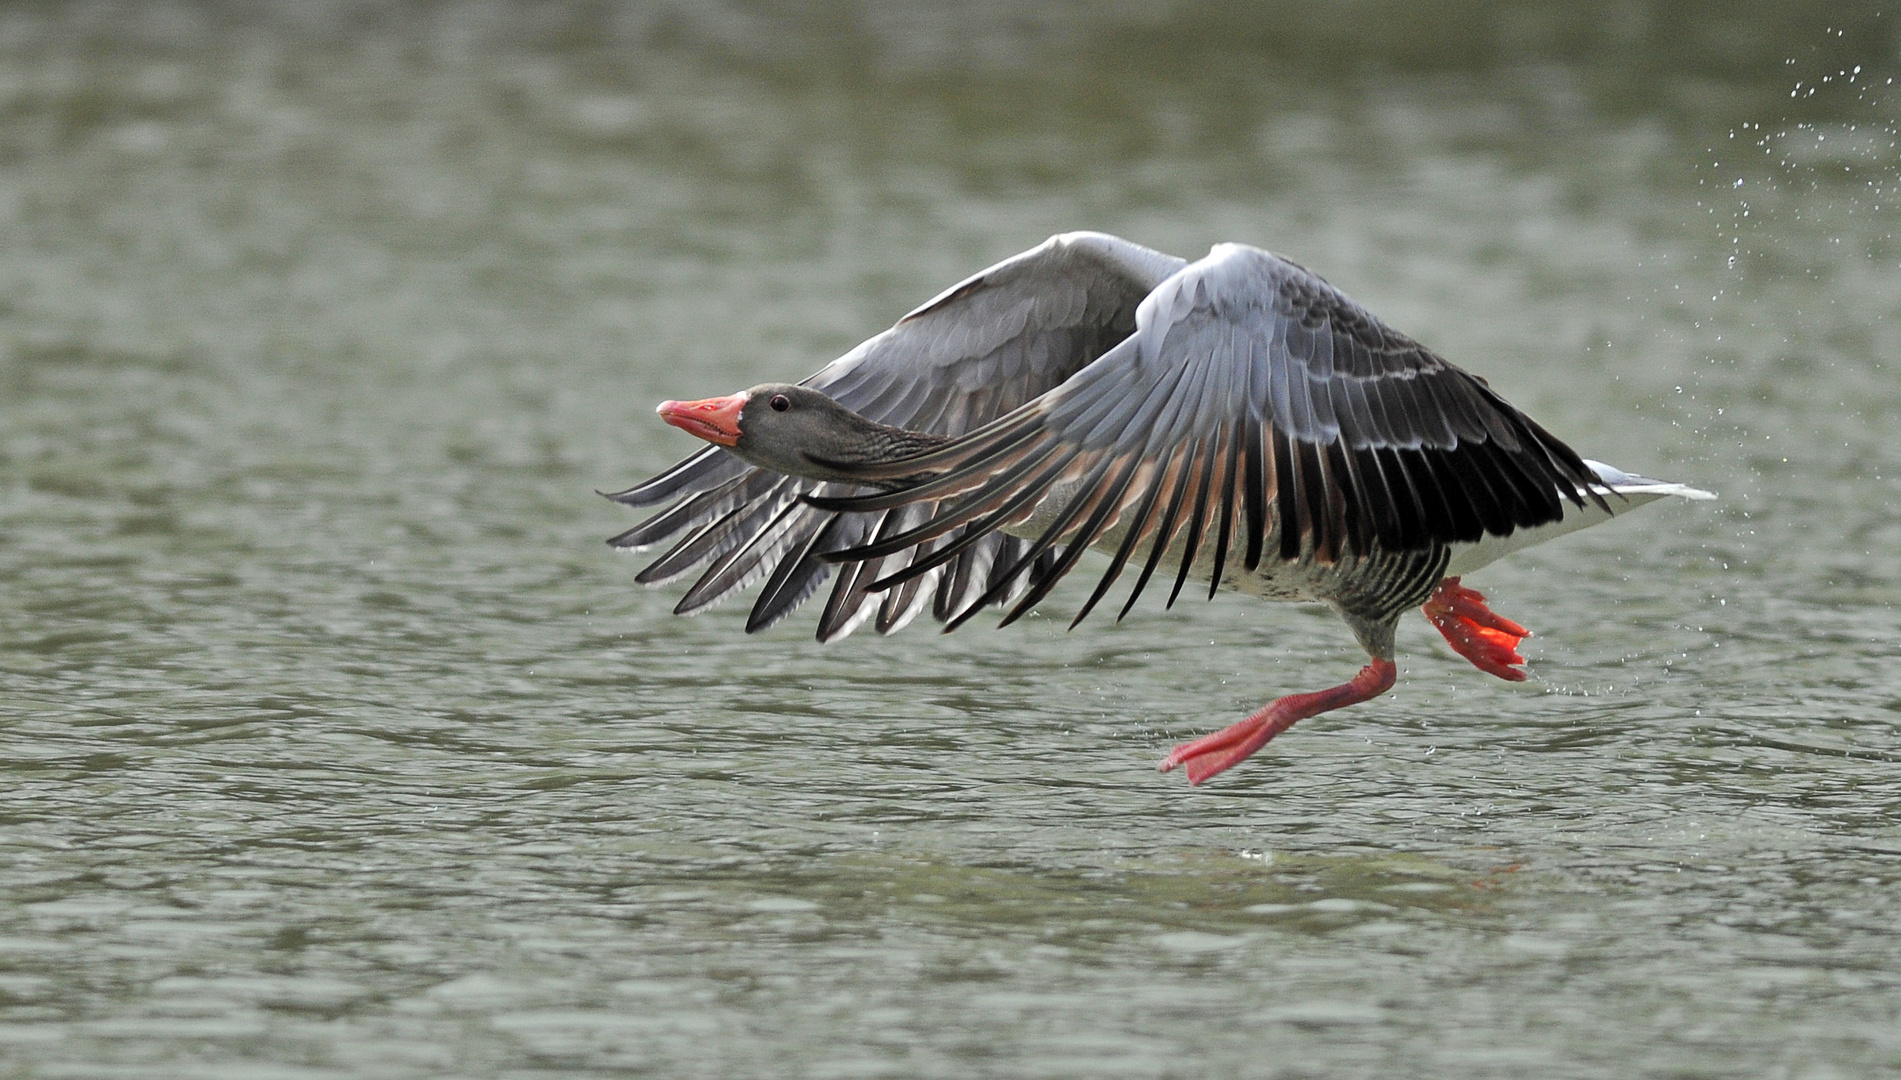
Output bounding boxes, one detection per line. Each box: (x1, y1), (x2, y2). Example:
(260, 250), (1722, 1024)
(746, 513), (848, 633)
(1240, 418), (1267, 572)
(1071, 452), (1174, 630)
(1205, 425), (1240, 601)
(1003, 453), (1141, 629)
(1274, 428), (1302, 561)
(1167, 436), (1220, 610)
(1120, 444), (1196, 621)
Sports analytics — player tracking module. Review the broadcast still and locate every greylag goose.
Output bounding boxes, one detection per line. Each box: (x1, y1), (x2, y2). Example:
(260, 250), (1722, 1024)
(607, 233), (1712, 784)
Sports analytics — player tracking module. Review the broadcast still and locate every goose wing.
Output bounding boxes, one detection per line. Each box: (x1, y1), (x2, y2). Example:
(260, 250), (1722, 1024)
(605, 231), (1188, 640)
(808, 243), (1608, 631)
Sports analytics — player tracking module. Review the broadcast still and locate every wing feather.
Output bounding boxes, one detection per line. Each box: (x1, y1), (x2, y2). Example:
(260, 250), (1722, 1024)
(997, 452), (1143, 627)
(1118, 439), (1199, 620)
(608, 232), (1185, 637)
(1167, 430), (1222, 609)
(801, 243), (1608, 625)
(1071, 453), (1170, 628)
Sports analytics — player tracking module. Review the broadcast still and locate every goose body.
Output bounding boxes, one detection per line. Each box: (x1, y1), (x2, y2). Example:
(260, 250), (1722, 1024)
(608, 233), (1712, 783)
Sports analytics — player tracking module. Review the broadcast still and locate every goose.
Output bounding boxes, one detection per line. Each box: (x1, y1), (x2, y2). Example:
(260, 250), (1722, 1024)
(607, 232), (1713, 784)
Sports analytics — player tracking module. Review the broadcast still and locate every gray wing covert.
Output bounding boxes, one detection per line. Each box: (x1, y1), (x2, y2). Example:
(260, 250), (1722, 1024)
(604, 231), (1186, 640)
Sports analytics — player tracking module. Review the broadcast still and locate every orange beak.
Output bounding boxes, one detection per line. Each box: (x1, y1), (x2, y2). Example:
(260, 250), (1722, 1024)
(657, 393), (747, 447)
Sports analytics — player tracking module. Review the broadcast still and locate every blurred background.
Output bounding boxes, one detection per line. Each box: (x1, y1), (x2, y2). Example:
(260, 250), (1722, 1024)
(2, 2), (1898, 1077)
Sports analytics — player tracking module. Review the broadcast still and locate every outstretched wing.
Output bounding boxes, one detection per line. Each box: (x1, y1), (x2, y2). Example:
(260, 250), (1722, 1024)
(808, 243), (1609, 631)
(605, 231), (1188, 640)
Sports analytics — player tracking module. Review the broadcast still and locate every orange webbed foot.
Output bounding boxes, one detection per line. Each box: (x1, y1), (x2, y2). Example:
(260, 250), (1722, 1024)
(1422, 577), (1530, 682)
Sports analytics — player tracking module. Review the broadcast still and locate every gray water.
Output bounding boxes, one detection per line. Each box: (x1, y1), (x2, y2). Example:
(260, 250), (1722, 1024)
(3, 4), (1899, 1077)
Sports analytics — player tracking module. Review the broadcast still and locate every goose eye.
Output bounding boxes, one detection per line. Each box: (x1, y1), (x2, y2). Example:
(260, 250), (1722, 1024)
(769, 394), (791, 412)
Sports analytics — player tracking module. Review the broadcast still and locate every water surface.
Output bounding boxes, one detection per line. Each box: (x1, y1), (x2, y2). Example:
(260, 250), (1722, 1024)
(2, 4), (1898, 1077)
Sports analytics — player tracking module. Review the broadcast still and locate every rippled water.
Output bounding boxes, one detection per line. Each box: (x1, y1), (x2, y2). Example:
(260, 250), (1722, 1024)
(3, 4), (1899, 1077)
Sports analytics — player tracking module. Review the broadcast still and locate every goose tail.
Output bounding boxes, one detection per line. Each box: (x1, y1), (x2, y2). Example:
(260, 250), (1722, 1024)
(1442, 459), (1713, 577)
(1584, 459), (1716, 502)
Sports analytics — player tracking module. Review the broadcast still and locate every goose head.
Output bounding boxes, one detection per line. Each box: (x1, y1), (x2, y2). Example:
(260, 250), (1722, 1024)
(657, 383), (942, 484)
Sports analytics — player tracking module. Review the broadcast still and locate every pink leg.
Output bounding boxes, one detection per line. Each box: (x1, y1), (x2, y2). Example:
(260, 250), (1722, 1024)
(1421, 577), (1530, 682)
(1159, 659), (1397, 786)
